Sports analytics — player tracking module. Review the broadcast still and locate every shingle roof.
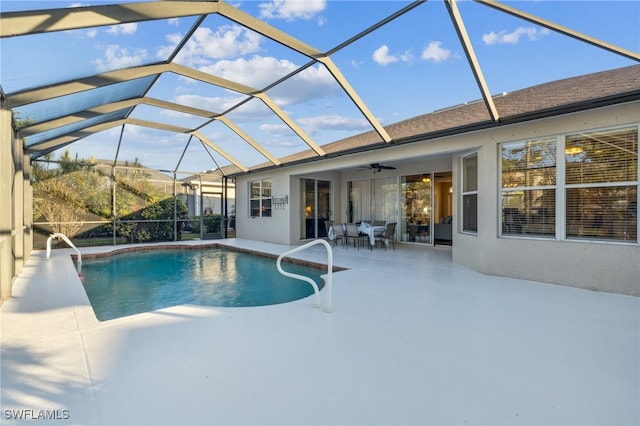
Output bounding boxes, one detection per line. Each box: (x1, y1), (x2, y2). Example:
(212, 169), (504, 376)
(241, 64), (640, 175)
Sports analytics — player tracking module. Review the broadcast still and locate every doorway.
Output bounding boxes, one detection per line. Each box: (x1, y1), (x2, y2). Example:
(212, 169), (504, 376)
(433, 171), (453, 245)
(301, 178), (332, 239)
(401, 171), (452, 245)
(402, 174), (432, 244)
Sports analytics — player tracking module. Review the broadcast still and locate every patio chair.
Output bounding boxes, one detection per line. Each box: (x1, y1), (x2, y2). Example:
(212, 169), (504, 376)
(375, 222), (397, 251)
(324, 220), (338, 246)
(345, 223), (363, 249)
(335, 223), (348, 248)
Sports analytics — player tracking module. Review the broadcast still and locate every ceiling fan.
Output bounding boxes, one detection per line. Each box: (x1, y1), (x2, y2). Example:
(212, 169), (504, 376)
(359, 163), (397, 173)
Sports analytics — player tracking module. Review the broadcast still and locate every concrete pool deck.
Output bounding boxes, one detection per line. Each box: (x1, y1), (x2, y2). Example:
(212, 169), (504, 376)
(1, 239), (638, 425)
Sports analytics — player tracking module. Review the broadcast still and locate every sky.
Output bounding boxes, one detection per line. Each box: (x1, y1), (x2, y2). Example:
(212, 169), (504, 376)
(1, 0), (639, 175)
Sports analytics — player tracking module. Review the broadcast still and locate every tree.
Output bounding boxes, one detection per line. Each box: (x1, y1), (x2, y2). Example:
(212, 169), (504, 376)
(33, 150), (188, 243)
(33, 150), (109, 238)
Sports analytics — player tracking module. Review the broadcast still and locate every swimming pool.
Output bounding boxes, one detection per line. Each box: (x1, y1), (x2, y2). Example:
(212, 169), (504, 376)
(81, 248), (325, 321)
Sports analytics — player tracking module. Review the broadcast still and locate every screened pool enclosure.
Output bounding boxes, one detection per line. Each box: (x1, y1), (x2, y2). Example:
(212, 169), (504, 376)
(1, 0), (638, 295)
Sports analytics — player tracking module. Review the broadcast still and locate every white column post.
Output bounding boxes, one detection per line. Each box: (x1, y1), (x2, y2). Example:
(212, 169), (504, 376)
(0, 108), (14, 298)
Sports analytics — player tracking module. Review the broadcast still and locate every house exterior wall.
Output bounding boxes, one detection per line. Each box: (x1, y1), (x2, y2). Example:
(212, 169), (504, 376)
(236, 171), (293, 244)
(235, 101), (639, 295)
(454, 103), (640, 296)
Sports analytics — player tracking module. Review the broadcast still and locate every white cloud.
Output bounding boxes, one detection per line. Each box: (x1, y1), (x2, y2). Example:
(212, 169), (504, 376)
(199, 55), (296, 88)
(156, 32), (184, 60)
(421, 41), (451, 63)
(174, 93), (248, 114)
(373, 45), (398, 66)
(175, 25), (263, 66)
(400, 51), (414, 63)
(168, 18), (180, 26)
(262, 138), (302, 148)
(92, 45), (148, 72)
(174, 66), (343, 123)
(106, 22), (137, 36)
(373, 45), (413, 66)
(259, 123), (293, 136)
(298, 114), (370, 135)
(258, 114), (369, 137)
(482, 26), (551, 45)
(164, 24), (339, 106)
(196, 57), (339, 105)
(269, 64), (341, 105)
(259, 0), (326, 21)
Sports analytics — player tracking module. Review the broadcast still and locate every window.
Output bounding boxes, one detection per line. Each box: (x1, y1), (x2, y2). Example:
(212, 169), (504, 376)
(499, 126), (638, 243)
(565, 127), (637, 241)
(461, 153), (478, 233)
(250, 179), (271, 217)
(500, 138), (556, 237)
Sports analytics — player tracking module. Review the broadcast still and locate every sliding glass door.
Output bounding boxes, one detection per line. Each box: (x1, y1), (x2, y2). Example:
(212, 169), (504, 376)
(301, 179), (332, 239)
(400, 172), (452, 244)
(372, 177), (399, 224)
(347, 178), (398, 224)
(347, 180), (370, 223)
(402, 174), (432, 243)
(347, 171), (451, 245)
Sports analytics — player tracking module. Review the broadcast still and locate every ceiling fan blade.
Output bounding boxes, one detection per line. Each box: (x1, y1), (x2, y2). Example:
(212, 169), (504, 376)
(370, 163), (396, 170)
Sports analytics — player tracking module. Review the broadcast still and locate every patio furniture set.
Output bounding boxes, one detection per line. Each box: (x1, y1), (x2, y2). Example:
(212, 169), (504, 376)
(325, 221), (396, 250)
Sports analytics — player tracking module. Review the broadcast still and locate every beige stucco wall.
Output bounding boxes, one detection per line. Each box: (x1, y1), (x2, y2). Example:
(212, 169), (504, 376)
(235, 148), (457, 244)
(235, 170), (292, 245)
(235, 102), (639, 296)
(453, 102), (640, 296)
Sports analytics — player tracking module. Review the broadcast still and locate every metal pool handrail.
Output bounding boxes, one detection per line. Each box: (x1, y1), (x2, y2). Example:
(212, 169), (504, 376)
(46, 233), (83, 277)
(276, 239), (334, 313)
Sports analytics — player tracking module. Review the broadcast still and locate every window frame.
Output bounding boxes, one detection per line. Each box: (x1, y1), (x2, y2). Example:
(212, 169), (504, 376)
(498, 124), (639, 244)
(461, 152), (478, 234)
(564, 126), (638, 242)
(499, 136), (558, 239)
(249, 179), (272, 218)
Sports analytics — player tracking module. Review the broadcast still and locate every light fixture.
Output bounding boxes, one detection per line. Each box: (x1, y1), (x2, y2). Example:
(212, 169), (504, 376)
(565, 146), (583, 155)
(422, 175), (431, 183)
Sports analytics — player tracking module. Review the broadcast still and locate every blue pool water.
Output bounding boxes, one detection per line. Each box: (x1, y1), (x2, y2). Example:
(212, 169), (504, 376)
(81, 248), (324, 321)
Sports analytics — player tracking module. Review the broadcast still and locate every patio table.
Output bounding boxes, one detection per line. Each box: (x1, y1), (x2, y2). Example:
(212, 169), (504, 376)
(358, 223), (386, 248)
